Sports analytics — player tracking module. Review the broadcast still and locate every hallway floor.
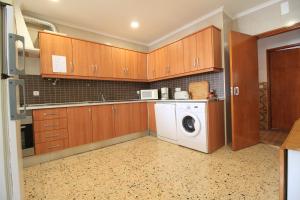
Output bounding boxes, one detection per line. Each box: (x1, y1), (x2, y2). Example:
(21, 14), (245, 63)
(24, 136), (279, 200)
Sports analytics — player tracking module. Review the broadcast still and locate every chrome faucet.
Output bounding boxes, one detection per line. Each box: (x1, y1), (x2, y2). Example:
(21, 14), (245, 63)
(98, 92), (106, 102)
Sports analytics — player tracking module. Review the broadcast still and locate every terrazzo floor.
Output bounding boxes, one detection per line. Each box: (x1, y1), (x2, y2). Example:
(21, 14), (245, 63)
(24, 136), (279, 200)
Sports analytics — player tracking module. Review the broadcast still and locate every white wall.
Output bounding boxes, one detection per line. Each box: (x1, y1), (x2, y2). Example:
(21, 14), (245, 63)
(257, 29), (300, 82)
(232, 0), (300, 35)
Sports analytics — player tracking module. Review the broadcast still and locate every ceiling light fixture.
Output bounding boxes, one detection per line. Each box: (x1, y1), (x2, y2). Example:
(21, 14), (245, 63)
(50, 0), (59, 2)
(130, 21), (139, 29)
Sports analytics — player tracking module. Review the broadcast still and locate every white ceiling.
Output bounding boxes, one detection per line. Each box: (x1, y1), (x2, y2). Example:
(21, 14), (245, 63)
(19, 0), (273, 46)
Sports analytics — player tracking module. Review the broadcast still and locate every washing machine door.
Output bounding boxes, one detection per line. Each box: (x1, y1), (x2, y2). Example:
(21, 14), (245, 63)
(180, 112), (201, 137)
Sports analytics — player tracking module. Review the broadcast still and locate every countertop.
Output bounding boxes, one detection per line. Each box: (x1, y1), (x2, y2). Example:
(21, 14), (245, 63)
(281, 118), (300, 151)
(20, 99), (219, 110)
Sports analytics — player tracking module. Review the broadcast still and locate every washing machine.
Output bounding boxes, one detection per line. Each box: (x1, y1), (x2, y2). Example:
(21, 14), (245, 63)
(176, 102), (208, 153)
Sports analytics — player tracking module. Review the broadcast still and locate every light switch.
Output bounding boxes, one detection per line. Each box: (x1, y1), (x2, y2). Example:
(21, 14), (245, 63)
(33, 91), (40, 96)
(281, 1), (289, 15)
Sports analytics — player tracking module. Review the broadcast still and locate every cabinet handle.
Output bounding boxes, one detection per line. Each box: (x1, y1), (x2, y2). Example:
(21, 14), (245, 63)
(197, 58), (199, 66)
(70, 62), (74, 73)
(47, 144), (61, 149)
(192, 59), (195, 67)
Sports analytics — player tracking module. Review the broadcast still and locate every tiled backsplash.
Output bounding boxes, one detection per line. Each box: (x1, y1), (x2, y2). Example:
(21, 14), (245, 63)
(149, 72), (224, 99)
(20, 72), (224, 105)
(20, 75), (149, 104)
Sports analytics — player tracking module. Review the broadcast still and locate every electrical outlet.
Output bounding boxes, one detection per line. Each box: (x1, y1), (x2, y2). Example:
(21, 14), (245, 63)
(33, 91), (40, 97)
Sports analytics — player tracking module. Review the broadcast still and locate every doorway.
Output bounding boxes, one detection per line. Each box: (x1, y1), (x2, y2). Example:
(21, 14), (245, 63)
(261, 44), (300, 145)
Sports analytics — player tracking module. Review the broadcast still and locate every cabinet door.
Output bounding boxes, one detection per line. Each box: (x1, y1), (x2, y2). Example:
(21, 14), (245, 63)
(168, 40), (184, 76)
(147, 102), (156, 133)
(96, 44), (113, 77)
(130, 103), (147, 133)
(125, 50), (137, 79)
(67, 107), (92, 147)
(147, 52), (156, 80)
(155, 47), (169, 78)
(72, 39), (93, 76)
(183, 34), (197, 72)
(196, 28), (213, 70)
(87, 42), (101, 77)
(135, 52), (147, 80)
(39, 33), (73, 75)
(114, 104), (131, 137)
(112, 47), (127, 78)
(92, 105), (114, 142)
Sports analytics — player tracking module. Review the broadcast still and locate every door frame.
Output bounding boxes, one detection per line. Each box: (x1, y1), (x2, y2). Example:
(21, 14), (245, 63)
(266, 43), (300, 130)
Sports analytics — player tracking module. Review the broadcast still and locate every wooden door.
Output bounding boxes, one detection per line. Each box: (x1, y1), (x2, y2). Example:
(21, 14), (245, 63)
(72, 39), (93, 76)
(147, 52), (156, 80)
(112, 47), (126, 78)
(168, 40), (184, 75)
(269, 47), (300, 130)
(183, 34), (197, 72)
(130, 103), (147, 133)
(147, 102), (156, 133)
(39, 33), (73, 75)
(92, 105), (114, 142)
(97, 44), (113, 78)
(135, 52), (147, 80)
(114, 104), (131, 137)
(229, 31), (259, 151)
(67, 107), (92, 147)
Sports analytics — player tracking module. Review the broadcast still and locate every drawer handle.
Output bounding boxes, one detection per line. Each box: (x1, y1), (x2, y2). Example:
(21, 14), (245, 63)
(47, 144), (61, 149)
(45, 134), (60, 138)
(43, 113), (58, 116)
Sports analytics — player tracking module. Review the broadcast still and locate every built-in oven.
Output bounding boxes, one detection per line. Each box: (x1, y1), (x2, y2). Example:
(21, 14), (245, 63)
(21, 112), (34, 157)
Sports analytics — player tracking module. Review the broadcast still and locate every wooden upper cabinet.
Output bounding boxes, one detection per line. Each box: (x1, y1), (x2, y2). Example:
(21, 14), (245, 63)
(97, 44), (113, 78)
(135, 53), (147, 80)
(92, 105), (114, 142)
(155, 47), (169, 78)
(67, 106), (92, 147)
(112, 47), (127, 79)
(71, 39), (93, 76)
(183, 33), (197, 72)
(168, 40), (184, 75)
(125, 50), (137, 79)
(147, 52), (156, 80)
(39, 32), (73, 75)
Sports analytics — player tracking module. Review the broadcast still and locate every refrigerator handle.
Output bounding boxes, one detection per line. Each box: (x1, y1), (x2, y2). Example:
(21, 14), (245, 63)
(8, 33), (25, 75)
(8, 79), (26, 120)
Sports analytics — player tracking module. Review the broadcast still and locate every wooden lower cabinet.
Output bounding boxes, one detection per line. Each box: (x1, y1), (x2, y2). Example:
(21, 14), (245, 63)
(35, 138), (69, 154)
(92, 105), (115, 142)
(130, 103), (148, 133)
(67, 106), (93, 147)
(114, 104), (131, 137)
(147, 102), (156, 133)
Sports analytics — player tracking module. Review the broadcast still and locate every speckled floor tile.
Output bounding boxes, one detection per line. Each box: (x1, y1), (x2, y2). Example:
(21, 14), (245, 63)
(23, 136), (279, 200)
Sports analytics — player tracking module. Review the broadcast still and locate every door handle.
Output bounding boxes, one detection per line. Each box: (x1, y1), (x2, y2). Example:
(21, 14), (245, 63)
(9, 79), (26, 120)
(233, 86), (239, 96)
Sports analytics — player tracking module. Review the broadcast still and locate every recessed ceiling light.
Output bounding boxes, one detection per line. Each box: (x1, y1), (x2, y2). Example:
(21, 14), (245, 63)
(130, 21), (139, 29)
(50, 0), (59, 2)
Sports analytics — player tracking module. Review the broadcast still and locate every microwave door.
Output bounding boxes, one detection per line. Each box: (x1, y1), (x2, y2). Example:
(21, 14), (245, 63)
(1, 4), (25, 200)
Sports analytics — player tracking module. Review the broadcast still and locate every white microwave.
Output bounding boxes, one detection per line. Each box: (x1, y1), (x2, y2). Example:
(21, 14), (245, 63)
(140, 89), (158, 100)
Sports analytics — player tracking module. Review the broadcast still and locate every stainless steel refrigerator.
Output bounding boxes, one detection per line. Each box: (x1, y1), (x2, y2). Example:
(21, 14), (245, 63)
(0, 1), (27, 200)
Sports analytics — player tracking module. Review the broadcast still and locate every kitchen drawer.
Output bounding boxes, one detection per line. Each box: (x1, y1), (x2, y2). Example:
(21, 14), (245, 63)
(33, 108), (67, 121)
(35, 139), (68, 155)
(35, 129), (68, 144)
(34, 118), (67, 132)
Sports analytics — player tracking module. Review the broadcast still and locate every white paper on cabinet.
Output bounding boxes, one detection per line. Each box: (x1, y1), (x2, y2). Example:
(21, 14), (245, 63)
(52, 55), (67, 73)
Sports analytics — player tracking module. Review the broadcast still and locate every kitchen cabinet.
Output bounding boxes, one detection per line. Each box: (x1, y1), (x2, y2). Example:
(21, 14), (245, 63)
(147, 52), (156, 79)
(135, 53), (147, 80)
(92, 105), (115, 142)
(183, 26), (221, 72)
(96, 44), (113, 78)
(112, 47), (127, 79)
(67, 106), (93, 147)
(147, 102), (156, 133)
(39, 32), (73, 76)
(168, 40), (184, 75)
(155, 47), (169, 78)
(130, 103), (148, 133)
(113, 103), (131, 137)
